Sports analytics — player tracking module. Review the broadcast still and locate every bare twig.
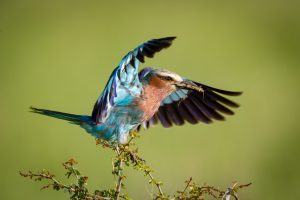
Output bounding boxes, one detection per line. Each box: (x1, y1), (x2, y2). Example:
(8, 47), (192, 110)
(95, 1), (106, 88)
(182, 177), (193, 194)
(19, 170), (110, 200)
(148, 172), (164, 197)
(221, 182), (252, 200)
(115, 146), (124, 200)
(19, 170), (73, 191)
(118, 136), (165, 198)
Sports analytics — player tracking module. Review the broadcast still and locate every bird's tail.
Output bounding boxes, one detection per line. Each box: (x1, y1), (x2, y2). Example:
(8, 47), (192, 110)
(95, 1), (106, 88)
(30, 107), (91, 124)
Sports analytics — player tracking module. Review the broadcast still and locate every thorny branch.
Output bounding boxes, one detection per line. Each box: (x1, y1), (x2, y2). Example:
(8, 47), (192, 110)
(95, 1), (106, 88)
(177, 177), (252, 200)
(20, 133), (251, 200)
(20, 159), (109, 200)
(114, 146), (124, 200)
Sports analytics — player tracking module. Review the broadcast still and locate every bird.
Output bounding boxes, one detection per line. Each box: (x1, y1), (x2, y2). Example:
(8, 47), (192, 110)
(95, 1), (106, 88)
(31, 37), (242, 144)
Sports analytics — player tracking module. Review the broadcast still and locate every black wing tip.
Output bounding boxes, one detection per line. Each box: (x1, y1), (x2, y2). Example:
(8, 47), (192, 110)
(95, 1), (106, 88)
(30, 106), (39, 112)
(29, 106), (45, 114)
(149, 36), (176, 45)
(208, 87), (243, 97)
(164, 36), (177, 41)
(155, 36), (177, 40)
(212, 88), (243, 97)
(232, 102), (240, 108)
(194, 81), (243, 97)
(229, 91), (243, 96)
(135, 36), (177, 63)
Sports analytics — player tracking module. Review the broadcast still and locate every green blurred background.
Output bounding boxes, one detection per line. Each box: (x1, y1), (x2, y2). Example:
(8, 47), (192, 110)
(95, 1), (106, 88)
(0, 0), (299, 199)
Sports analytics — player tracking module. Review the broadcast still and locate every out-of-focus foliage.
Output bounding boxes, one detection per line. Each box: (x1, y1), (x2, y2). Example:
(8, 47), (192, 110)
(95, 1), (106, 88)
(0, 0), (299, 199)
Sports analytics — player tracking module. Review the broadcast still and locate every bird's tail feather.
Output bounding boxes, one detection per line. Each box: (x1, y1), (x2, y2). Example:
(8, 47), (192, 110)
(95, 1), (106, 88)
(30, 107), (91, 124)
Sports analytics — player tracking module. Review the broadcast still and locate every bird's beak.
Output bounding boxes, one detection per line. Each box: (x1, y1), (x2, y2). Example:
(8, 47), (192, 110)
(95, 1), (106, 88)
(175, 80), (204, 92)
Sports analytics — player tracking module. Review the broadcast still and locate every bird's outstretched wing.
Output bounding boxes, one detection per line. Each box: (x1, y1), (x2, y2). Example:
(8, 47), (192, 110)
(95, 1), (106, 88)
(137, 79), (242, 130)
(92, 37), (176, 123)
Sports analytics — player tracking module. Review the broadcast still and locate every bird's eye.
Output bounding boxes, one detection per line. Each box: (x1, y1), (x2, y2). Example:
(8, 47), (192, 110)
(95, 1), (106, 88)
(163, 76), (173, 81)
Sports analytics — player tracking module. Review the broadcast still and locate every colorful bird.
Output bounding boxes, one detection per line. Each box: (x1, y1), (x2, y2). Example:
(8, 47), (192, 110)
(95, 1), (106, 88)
(31, 37), (242, 144)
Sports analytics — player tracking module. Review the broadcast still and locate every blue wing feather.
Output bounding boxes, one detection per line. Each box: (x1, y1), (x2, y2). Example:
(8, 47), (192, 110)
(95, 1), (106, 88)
(92, 37), (176, 123)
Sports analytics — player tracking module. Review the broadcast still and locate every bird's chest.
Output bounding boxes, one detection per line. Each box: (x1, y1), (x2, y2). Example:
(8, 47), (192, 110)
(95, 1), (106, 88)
(138, 85), (172, 121)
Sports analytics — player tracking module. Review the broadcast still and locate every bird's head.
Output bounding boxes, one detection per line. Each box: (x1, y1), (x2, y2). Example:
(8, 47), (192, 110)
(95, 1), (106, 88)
(148, 69), (203, 93)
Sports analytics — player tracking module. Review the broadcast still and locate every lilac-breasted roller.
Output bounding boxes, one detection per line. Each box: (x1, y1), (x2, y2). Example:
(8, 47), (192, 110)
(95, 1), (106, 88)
(31, 37), (242, 144)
